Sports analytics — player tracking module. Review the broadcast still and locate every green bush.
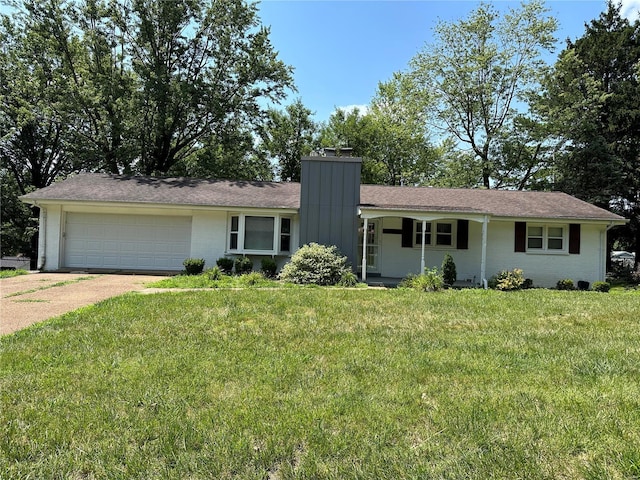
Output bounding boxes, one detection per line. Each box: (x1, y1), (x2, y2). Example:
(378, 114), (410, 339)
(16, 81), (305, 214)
(338, 271), (358, 287)
(234, 256), (253, 275)
(205, 266), (223, 281)
(489, 268), (525, 291)
(216, 257), (234, 274)
(441, 254), (457, 286)
(523, 278), (534, 289)
(240, 271), (265, 286)
(279, 243), (350, 286)
(183, 258), (205, 275)
(592, 281), (610, 293)
(556, 278), (575, 291)
(260, 258), (277, 278)
(399, 268), (444, 292)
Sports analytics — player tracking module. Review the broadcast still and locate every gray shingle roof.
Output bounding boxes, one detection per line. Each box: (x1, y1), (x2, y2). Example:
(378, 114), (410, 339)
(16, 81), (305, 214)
(21, 173), (301, 209)
(360, 185), (625, 221)
(22, 173), (625, 222)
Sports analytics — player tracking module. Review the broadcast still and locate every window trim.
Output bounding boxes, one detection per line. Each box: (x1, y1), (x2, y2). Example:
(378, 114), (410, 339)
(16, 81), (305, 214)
(525, 223), (568, 254)
(227, 213), (293, 255)
(413, 220), (456, 249)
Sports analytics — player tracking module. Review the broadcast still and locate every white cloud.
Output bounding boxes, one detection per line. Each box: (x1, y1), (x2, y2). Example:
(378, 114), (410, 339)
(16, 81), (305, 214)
(336, 104), (369, 116)
(619, 0), (640, 21)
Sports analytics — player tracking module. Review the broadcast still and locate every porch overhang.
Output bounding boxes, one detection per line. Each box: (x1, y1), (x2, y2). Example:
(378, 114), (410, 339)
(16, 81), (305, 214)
(357, 207), (491, 286)
(358, 207), (489, 224)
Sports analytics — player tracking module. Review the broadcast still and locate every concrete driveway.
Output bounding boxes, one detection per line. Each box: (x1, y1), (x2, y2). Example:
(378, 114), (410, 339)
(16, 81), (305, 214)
(0, 273), (165, 335)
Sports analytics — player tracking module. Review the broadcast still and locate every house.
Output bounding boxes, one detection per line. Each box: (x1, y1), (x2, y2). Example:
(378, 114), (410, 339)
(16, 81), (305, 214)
(21, 155), (626, 287)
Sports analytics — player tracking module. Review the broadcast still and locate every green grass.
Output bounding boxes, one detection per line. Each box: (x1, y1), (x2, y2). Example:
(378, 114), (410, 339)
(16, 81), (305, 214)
(0, 269), (29, 279)
(149, 271), (282, 289)
(2, 289), (640, 478)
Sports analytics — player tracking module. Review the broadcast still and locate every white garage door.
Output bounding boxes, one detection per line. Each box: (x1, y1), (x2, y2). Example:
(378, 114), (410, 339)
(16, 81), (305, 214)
(64, 213), (192, 271)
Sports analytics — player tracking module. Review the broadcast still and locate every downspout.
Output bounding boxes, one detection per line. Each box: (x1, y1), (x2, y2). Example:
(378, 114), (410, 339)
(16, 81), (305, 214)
(480, 215), (488, 289)
(361, 217), (368, 282)
(37, 203), (46, 271)
(420, 220), (426, 273)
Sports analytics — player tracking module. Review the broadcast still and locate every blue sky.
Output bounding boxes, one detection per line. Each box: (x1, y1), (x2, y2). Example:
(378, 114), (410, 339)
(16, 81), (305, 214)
(257, 0), (640, 122)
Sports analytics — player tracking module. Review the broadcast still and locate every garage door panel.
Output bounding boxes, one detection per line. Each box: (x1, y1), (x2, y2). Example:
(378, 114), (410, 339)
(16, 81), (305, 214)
(64, 213), (191, 270)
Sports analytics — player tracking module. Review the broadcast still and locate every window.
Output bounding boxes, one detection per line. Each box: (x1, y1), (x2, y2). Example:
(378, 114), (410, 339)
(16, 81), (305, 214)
(228, 214), (292, 253)
(244, 216), (274, 250)
(527, 224), (565, 252)
(280, 218), (291, 252)
(230, 216), (239, 250)
(414, 221), (454, 248)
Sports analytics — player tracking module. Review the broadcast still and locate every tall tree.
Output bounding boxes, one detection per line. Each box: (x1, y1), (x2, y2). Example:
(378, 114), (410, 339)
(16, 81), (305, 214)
(121, 0), (293, 175)
(261, 99), (316, 182)
(540, 1), (640, 259)
(409, 0), (557, 188)
(366, 73), (436, 186)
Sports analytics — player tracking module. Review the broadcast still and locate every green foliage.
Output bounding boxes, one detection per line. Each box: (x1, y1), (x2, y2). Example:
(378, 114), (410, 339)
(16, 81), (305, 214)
(278, 243), (351, 286)
(234, 256), (253, 275)
(592, 281), (611, 293)
(556, 278), (575, 291)
(337, 271), (358, 287)
(183, 258), (205, 275)
(408, 0), (557, 188)
(205, 266), (223, 281)
(489, 268), (526, 291)
(216, 257), (234, 274)
(239, 271), (266, 287)
(261, 99), (317, 182)
(260, 258), (277, 278)
(399, 268), (444, 292)
(441, 253), (457, 286)
(0, 269), (29, 279)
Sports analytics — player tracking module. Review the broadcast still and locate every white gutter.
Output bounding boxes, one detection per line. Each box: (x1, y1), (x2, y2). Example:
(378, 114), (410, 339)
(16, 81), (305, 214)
(420, 220), (427, 273)
(480, 215), (489, 289)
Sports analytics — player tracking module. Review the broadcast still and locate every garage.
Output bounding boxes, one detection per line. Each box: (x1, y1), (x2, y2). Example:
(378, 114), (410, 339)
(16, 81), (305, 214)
(64, 212), (192, 271)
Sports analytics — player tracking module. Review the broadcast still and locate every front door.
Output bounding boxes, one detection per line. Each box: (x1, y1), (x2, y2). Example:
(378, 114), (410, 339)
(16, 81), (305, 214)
(358, 219), (380, 274)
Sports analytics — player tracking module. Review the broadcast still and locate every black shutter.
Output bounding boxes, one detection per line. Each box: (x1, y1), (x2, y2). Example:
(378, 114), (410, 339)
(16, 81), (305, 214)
(515, 222), (526, 252)
(569, 224), (581, 254)
(457, 220), (469, 250)
(401, 218), (413, 248)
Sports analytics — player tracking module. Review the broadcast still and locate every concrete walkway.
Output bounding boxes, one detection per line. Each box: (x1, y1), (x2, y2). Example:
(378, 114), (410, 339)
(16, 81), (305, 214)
(0, 273), (165, 336)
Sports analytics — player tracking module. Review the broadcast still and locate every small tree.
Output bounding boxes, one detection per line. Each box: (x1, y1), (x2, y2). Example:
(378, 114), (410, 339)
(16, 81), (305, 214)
(441, 253), (457, 286)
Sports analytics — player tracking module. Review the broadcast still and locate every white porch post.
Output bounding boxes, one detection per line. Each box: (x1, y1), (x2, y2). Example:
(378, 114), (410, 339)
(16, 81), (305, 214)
(481, 215), (488, 289)
(420, 220), (426, 273)
(361, 217), (368, 282)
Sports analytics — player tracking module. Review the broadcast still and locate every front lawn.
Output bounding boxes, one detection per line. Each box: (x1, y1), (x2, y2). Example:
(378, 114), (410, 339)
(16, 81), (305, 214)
(1, 289), (639, 478)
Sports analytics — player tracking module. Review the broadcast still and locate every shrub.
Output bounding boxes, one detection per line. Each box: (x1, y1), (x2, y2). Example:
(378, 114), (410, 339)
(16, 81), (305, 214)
(216, 257), (234, 274)
(234, 256), (253, 275)
(399, 268), (444, 292)
(556, 278), (575, 291)
(577, 280), (590, 291)
(592, 281), (610, 293)
(489, 268), (525, 291)
(441, 253), (457, 286)
(279, 243), (350, 286)
(260, 258), (277, 278)
(338, 271), (358, 287)
(183, 258), (205, 275)
(240, 271), (265, 286)
(523, 278), (533, 289)
(205, 266), (222, 281)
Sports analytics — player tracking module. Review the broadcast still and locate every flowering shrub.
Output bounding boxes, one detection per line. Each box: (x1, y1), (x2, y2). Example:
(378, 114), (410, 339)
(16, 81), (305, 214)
(489, 268), (525, 291)
(279, 243), (351, 286)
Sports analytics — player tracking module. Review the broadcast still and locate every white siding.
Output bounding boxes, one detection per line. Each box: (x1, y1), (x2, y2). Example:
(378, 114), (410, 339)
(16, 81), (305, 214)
(190, 211), (228, 269)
